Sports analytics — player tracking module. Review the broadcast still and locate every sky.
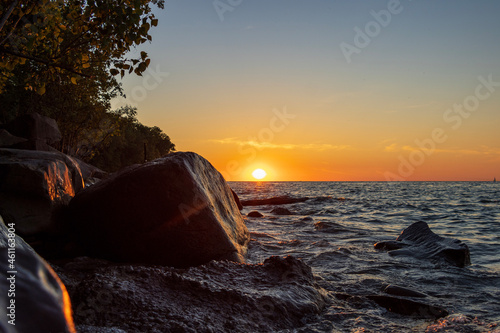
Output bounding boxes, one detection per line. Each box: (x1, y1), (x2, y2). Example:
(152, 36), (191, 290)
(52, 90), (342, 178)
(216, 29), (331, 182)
(112, 0), (500, 181)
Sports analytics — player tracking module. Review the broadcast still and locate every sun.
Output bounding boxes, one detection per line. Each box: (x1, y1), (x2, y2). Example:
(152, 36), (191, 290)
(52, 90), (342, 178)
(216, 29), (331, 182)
(252, 168), (267, 180)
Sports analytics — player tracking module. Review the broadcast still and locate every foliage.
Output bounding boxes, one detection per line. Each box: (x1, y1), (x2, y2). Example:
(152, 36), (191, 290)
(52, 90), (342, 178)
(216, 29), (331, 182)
(88, 105), (176, 172)
(0, 0), (164, 93)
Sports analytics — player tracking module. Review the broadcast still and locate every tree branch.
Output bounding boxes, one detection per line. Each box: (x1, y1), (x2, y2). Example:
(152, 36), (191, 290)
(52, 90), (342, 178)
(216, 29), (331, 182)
(0, 0), (19, 34)
(0, 46), (91, 78)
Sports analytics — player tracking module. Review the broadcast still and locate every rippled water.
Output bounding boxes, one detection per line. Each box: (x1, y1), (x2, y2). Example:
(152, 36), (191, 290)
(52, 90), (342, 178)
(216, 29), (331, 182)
(230, 181), (500, 332)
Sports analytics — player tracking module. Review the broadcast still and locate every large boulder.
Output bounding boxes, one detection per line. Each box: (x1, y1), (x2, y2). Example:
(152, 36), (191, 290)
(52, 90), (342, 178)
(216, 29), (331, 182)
(67, 152), (250, 268)
(0, 215), (76, 333)
(2, 113), (62, 151)
(374, 221), (471, 267)
(0, 149), (86, 235)
(54, 255), (327, 332)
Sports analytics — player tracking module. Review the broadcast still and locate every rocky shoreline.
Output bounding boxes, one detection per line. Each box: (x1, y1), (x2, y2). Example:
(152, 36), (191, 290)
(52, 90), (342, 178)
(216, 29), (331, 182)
(0, 114), (478, 332)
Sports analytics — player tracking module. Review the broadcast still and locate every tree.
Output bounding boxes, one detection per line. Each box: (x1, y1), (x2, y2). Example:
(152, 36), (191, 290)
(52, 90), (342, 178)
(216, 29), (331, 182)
(88, 105), (176, 172)
(0, 0), (164, 93)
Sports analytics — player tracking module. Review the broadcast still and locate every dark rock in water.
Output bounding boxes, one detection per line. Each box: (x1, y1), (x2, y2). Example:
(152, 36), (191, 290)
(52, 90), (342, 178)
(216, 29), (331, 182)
(0, 215), (76, 333)
(373, 240), (406, 251)
(374, 221), (471, 267)
(241, 195), (309, 206)
(248, 211), (264, 218)
(383, 284), (428, 298)
(271, 207), (294, 215)
(367, 295), (448, 319)
(314, 221), (347, 233)
(53, 255), (328, 333)
(2, 113), (62, 151)
(67, 152), (250, 268)
(0, 149), (86, 235)
(231, 188), (243, 210)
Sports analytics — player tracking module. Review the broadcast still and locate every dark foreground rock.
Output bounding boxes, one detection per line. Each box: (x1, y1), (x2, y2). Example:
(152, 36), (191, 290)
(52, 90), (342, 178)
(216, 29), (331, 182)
(53, 255), (328, 333)
(0, 148), (87, 235)
(67, 152), (250, 268)
(241, 196), (309, 206)
(0, 216), (76, 333)
(374, 221), (471, 267)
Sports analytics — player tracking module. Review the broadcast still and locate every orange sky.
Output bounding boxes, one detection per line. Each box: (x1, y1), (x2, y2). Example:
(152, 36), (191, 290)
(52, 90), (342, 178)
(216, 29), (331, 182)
(113, 1), (500, 181)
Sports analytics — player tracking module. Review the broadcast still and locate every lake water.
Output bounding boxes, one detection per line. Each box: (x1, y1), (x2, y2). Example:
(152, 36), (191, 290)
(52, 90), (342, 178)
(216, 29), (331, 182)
(230, 181), (500, 332)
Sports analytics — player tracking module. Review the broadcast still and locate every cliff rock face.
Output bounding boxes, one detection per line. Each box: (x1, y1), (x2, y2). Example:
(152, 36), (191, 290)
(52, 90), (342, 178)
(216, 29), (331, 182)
(67, 152), (250, 268)
(0, 215), (76, 333)
(0, 149), (85, 235)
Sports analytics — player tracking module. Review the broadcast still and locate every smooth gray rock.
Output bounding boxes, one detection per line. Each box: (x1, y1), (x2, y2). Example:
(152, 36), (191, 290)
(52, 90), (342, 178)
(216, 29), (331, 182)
(0, 215), (76, 333)
(374, 221), (471, 267)
(67, 152), (250, 268)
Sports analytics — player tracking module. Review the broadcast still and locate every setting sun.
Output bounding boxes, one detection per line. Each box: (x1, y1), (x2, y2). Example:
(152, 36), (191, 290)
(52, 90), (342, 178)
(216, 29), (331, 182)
(252, 168), (267, 180)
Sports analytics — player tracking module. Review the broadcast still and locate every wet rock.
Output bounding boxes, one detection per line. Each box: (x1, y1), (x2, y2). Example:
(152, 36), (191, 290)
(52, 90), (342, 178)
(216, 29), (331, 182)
(0, 149), (85, 235)
(383, 284), (428, 298)
(2, 113), (62, 151)
(374, 221), (471, 267)
(231, 189), (243, 210)
(373, 240), (406, 251)
(0, 215), (76, 333)
(67, 152), (250, 268)
(53, 255), (328, 333)
(241, 196), (309, 206)
(314, 221), (347, 233)
(248, 211), (264, 218)
(367, 295), (448, 319)
(271, 207), (294, 215)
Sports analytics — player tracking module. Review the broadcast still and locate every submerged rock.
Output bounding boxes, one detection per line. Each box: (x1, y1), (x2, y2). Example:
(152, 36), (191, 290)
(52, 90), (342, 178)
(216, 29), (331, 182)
(67, 152), (250, 268)
(271, 207), (294, 215)
(0, 215), (76, 333)
(383, 284), (428, 298)
(367, 295), (448, 319)
(54, 255), (328, 333)
(374, 221), (471, 267)
(241, 196), (309, 206)
(0, 148), (85, 235)
(248, 211), (264, 218)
